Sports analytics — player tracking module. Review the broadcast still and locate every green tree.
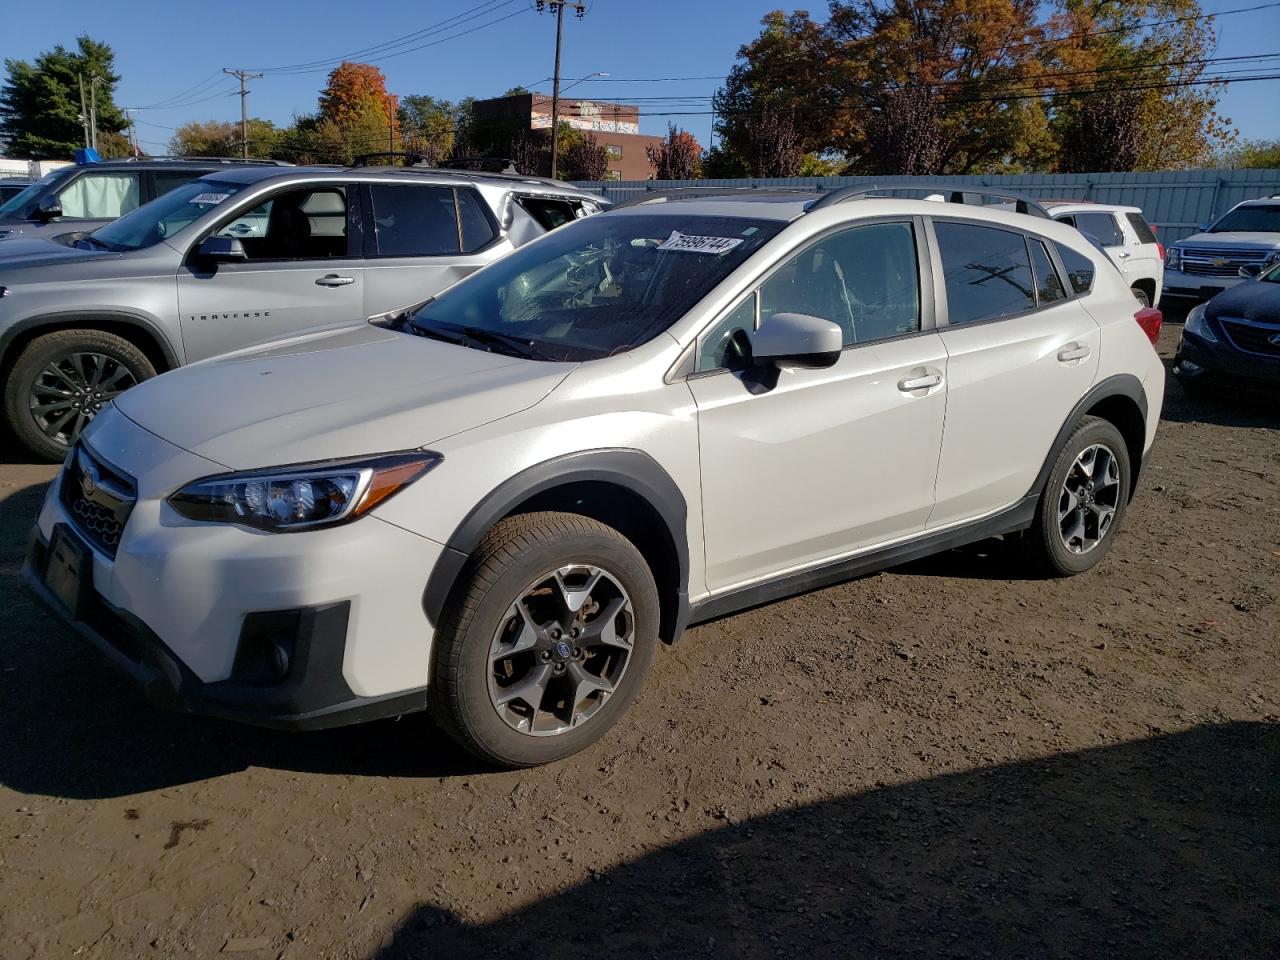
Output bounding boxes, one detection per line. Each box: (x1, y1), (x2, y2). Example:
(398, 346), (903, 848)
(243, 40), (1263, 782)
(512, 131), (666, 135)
(169, 118), (281, 159)
(562, 132), (610, 180)
(0, 36), (126, 159)
(1214, 138), (1280, 169)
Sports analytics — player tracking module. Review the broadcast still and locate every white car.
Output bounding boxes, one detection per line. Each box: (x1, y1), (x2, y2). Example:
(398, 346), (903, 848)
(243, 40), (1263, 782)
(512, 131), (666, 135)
(1162, 194), (1280, 305)
(25, 187), (1165, 767)
(1047, 201), (1164, 307)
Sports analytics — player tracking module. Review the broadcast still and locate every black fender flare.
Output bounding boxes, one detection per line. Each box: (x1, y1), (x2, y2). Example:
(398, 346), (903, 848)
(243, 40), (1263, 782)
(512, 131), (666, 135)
(421, 448), (690, 633)
(0, 310), (180, 371)
(1026, 373), (1148, 500)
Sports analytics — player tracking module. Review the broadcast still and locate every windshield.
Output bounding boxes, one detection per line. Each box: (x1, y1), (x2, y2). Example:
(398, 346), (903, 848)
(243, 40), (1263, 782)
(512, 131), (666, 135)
(409, 213), (784, 361)
(1262, 261), (1280, 283)
(1209, 204), (1280, 233)
(0, 168), (73, 220)
(90, 178), (247, 251)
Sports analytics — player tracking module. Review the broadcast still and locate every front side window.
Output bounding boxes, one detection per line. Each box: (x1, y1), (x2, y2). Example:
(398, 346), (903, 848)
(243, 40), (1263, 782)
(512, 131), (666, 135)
(214, 186), (348, 260)
(760, 221), (920, 346)
(1029, 239), (1066, 303)
(56, 172), (141, 219)
(1209, 204), (1280, 233)
(369, 183), (460, 257)
(1072, 212), (1124, 247)
(90, 178), (248, 251)
(935, 221), (1035, 325)
(1056, 242), (1096, 295)
(409, 214), (783, 361)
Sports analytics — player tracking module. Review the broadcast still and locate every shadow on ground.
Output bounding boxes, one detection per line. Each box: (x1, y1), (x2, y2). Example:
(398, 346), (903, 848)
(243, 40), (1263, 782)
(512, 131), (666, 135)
(371, 722), (1278, 960)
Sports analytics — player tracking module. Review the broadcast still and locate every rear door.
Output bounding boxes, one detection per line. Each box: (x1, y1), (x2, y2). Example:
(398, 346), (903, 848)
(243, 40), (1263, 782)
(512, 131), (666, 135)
(927, 219), (1100, 529)
(359, 183), (509, 315)
(1071, 210), (1145, 287)
(1122, 210), (1163, 300)
(176, 181), (365, 361)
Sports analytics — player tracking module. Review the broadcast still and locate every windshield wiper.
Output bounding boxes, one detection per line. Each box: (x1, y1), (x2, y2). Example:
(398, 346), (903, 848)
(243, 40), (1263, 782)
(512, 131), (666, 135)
(460, 326), (554, 361)
(74, 235), (114, 251)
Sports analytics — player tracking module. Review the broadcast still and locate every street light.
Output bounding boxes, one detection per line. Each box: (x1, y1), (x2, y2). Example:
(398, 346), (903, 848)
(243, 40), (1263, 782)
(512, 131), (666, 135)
(559, 71), (609, 95)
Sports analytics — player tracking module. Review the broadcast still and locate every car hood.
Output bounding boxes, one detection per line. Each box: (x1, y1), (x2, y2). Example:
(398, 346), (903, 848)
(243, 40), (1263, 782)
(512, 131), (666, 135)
(114, 322), (576, 469)
(1205, 279), (1280, 323)
(1179, 232), (1280, 250)
(0, 236), (113, 268)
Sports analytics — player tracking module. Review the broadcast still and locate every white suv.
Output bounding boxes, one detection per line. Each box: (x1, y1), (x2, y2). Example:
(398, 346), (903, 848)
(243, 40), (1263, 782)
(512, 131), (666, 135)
(25, 187), (1165, 767)
(1047, 201), (1164, 307)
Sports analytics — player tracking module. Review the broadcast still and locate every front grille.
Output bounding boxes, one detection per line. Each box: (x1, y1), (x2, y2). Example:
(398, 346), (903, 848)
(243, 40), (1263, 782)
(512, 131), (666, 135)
(1181, 247), (1271, 278)
(1220, 318), (1280, 359)
(59, 443), (136, 558)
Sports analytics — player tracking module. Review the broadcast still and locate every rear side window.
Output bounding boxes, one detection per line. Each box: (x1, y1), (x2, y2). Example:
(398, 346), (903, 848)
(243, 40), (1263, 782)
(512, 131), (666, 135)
(1029, 239), (1066, 304)
(1055, 243), (1095, 295)
(935, 221), (1035, 325)
(369, 184), (461, 257)
(154, 170), (208, 197)
(456, 188), (497, 252)
(56, 172), (141, 219)
(1072, 211), (1124, 247)
(1125, 212), (1157, 244)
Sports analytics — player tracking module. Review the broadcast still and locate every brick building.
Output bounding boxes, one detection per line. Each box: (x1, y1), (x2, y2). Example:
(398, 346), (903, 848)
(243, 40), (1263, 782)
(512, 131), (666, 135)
(472, 93), (687, 180)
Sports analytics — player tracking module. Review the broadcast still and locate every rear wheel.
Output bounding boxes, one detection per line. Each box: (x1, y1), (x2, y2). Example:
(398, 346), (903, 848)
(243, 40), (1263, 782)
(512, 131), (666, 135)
(4, 329), (154, 462)
(431, 512), (660, 767)
(1024, 416), (1131, 577)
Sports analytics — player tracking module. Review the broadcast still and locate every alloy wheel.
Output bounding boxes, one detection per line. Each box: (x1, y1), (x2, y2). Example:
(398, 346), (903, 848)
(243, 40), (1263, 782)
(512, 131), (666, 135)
(28, 351), (137, 447)
(487, 564), (635, 737)
(1058, 443), (1121, 555)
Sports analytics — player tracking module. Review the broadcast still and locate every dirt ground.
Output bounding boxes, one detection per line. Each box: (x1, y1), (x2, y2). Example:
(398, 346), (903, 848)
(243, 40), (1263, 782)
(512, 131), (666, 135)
(0, 322), (1276, 960)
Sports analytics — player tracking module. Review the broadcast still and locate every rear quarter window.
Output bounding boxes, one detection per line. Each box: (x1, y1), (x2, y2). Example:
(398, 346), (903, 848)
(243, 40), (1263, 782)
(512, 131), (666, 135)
(1125, 212), (1157, 244)
(1055, 242), (1096, 295)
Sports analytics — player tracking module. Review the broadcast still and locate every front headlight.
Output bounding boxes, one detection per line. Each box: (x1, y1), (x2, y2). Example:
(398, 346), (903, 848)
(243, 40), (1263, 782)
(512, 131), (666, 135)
(1166, 246), (1182, 270)
(168, 451), (440, 531)
(1183, 303), (1217, 343)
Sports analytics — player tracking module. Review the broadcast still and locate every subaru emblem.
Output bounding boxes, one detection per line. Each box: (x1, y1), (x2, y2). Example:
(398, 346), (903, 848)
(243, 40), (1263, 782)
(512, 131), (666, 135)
(80, 460), (99, 499)
(553, 640), (573, 660)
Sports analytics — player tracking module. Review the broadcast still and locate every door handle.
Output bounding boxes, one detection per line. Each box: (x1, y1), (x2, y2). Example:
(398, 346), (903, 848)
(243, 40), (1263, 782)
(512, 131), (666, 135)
(1116, 250), (1131, 259)
(897, 373), (942, 392)
(1057, 343), (1091, 362)
(316, 274), (354, 287)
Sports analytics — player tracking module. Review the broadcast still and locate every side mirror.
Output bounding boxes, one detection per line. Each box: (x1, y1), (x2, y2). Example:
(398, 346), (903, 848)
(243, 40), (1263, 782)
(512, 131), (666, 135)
(752, 312), (843, 368)
(1238, 263), (1263, 280)
(1197, 222), (1211, 233)
(34, 197), (62, 223)
(195, 235), (247, 263)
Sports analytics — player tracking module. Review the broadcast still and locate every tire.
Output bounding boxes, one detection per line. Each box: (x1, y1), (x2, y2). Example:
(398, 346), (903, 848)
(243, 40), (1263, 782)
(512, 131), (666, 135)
(1024, 416), (1131, 577)
(4, 329), (155, 462)
(1131, 286), (1151, 308)
(430, 511), (661, 768)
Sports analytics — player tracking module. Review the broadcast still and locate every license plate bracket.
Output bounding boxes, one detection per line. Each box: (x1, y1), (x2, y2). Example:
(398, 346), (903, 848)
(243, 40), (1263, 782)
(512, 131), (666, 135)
(44, 524), (92, 619)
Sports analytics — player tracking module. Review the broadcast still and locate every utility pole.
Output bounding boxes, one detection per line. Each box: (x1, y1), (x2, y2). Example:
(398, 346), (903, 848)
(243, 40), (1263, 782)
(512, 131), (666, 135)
(89, 75), (109, 152)
(223, 68), (263, 159)
(78, 75), (90, 148)
(538, 0), (587, 179)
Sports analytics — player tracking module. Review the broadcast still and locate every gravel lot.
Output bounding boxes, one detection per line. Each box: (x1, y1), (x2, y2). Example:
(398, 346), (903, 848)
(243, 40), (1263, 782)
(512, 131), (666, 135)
(1, 323), (1276, 960)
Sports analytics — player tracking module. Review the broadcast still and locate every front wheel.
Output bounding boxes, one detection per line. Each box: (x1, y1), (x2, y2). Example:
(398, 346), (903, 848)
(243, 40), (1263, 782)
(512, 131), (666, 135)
(4, 329), (155, 462)
(1024, 416), (1131, 577)
(431, 512), (660, 767)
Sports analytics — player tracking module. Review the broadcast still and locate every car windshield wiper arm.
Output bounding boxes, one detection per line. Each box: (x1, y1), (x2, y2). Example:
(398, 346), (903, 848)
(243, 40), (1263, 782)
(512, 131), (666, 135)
(460, 326), (554, 361)
(75, 235), (113, 251)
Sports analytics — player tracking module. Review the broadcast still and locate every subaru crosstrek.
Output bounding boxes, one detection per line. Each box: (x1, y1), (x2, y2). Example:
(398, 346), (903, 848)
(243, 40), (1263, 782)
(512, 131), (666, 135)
(25, 187), (1165, 767)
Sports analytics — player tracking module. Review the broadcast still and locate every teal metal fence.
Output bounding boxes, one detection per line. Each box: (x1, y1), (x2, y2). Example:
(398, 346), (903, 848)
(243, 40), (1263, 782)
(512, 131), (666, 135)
(571, 169), (1280, 243)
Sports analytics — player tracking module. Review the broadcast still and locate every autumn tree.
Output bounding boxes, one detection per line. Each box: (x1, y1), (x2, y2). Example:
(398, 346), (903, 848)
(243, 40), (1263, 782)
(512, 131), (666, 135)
(860, 87), (952, 175)
(170, 118), (281, 159)
(744, 107), (803, 178)
(1215, 138), (1280, 169)
(313, 61), (398, 162)
(1057, 89), (1144, 172)
(647, 124), (702, 180)
(0, 36), (127, 158)
(562, 132), (610, 180)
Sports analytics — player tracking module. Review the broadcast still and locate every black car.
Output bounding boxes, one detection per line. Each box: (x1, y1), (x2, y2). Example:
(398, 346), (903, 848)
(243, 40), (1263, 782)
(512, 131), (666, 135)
(1175, 261), (1280, 394)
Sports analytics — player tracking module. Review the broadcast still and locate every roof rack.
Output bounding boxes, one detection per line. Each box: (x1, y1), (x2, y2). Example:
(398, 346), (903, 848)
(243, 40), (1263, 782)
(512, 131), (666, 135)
(809, 183), (1050, 218)
(114, 155), (292, 166)
(352, 151), (436, 167)
(349, 153), (582, 191)
(615, 185), (822, 208)
(438, 156), (521, 174)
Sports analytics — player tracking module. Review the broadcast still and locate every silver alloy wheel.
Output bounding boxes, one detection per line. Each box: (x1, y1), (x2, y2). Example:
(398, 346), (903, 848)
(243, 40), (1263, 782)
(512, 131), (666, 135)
(487, 564), (635, 737)
(1058, 443), (1121, 555)
(28, 351), (137, 447)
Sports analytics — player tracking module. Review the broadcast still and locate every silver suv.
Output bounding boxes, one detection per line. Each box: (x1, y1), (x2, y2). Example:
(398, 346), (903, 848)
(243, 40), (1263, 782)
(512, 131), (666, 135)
(0, 164), (605, 460)
(0, 157), (284, 246)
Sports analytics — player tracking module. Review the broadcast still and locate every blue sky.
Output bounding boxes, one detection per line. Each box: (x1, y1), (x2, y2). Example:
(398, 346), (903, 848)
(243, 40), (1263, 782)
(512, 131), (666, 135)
(2, 0), (1277, 155)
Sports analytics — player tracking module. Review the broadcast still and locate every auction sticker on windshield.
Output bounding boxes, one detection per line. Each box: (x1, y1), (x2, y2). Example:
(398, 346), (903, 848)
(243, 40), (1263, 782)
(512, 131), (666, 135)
(657, 230), (745, 255)
(189, 193), (231, 206)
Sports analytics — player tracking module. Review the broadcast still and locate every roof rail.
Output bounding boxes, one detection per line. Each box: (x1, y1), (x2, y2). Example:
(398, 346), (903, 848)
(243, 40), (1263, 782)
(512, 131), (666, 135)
(808, 183), (1050, 218)
(438, 156), (521, 174)
(615, 185), (822, 208)
(352, 151), (434, 167)
(119, 155), (292, 166)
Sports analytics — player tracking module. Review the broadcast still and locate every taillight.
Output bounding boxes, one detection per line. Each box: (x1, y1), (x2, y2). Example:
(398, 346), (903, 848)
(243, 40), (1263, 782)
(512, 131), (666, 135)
(1135, 306), (1162, 345)
(1156, 241), (1165, 260)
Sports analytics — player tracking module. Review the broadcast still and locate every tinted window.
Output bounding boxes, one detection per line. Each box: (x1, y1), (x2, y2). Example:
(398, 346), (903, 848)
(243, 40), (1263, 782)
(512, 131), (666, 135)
(1209, 204), (1280, 233)
(410, 214), (783, 361)
(456, 188), (496, 252)
(56, 172), (141, 219)
(1029, 239), (1066, 304)
(1056, 243), (1095, 295)
(935, 222), (1035, 325)
(154, 170), (208, 197)
(1073, 212), (1123, 247)
(370, 184), (460, 256)
(1125, 212), (1157, 244)
(761, 222), (920, 345)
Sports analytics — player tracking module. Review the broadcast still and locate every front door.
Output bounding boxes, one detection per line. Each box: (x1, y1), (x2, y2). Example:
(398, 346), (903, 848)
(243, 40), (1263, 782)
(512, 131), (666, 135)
(177, 183), (364, 362)
(689, 220), (948, 593)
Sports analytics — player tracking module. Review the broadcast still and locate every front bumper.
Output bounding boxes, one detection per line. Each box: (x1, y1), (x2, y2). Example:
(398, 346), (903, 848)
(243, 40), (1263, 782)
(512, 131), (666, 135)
(1161, 268), (1241, 303)
(1174, 328), (1280, 390)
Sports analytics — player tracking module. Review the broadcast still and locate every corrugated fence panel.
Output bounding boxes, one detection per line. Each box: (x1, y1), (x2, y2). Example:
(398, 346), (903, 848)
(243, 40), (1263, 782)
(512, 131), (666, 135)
(572, 170), (1280, 243)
